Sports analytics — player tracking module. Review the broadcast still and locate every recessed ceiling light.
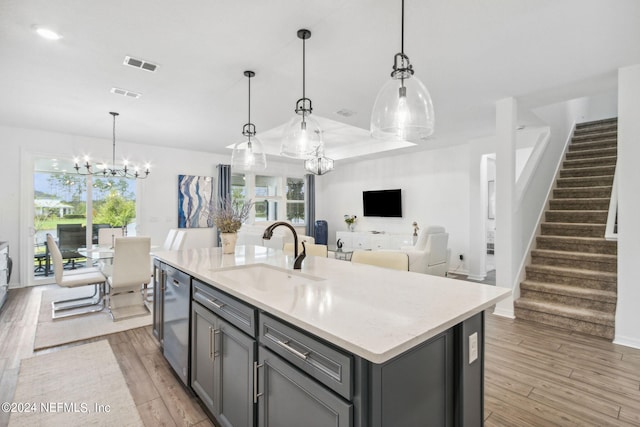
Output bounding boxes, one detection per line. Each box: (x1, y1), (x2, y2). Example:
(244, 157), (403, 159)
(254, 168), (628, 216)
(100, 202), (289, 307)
(33, 26), (63, 41)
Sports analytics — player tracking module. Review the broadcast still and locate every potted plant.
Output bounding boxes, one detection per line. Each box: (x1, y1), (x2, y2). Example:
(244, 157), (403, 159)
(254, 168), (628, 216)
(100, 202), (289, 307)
(213, 198), (253, 254)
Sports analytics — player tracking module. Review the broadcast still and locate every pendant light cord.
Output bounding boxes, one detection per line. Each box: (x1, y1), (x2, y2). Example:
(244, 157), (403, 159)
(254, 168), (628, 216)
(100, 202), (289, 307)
(401, 0), (405, 56)
(302, 36), (306, 102)
(111, 112), (118, 171)
(247, 73), (251, 126)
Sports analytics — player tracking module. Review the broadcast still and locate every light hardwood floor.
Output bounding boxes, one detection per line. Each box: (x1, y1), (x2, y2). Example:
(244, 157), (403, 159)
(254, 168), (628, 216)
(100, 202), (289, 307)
(1, 285), (639, 426)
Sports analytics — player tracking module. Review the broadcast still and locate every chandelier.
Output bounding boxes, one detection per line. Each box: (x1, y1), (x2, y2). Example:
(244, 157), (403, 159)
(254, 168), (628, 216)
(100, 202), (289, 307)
(231, 70), (267, 171)
(304, 147), (334, 175)
(370, 0), (434, 142)
(74, 112), (150, 179)
(281, 29), (324, 159)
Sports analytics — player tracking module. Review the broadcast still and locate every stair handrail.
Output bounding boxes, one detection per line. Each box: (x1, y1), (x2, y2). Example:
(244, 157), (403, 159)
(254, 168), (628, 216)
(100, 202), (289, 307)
(604, 167), (618, 241)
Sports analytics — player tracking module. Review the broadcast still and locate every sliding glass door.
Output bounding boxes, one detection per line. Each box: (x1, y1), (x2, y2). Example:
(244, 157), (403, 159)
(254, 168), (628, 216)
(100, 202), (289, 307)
(31, 157), (136, 284)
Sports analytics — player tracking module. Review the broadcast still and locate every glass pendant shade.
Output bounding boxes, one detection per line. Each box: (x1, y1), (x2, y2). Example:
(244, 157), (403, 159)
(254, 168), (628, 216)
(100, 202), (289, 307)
(231, 70), (266, 171)
(231, 135), (267, 171)
(281, 111), (323, 159)
(370, 74), (434, 142)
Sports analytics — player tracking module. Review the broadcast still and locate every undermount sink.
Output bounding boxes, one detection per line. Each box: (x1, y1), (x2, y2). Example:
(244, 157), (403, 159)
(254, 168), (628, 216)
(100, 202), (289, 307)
(210, 264), (325, 290)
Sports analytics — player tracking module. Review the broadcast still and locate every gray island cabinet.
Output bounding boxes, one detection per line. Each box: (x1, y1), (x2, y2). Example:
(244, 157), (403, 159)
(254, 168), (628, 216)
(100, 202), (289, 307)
(152, 246), (510, 427)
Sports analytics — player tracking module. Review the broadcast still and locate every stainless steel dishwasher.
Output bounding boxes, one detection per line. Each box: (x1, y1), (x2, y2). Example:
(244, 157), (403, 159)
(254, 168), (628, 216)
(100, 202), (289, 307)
(162, 264), (190, 385)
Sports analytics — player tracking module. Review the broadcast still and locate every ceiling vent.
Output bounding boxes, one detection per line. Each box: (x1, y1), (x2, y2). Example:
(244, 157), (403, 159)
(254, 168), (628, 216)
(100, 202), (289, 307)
(336, 109), (356, 118)
(123, 56), (158, 72)
(110, 87), (142, 99)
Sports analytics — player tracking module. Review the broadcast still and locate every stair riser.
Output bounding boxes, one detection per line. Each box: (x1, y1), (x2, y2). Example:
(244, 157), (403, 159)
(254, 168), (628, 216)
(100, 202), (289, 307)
(565, 148), (617, 160)
(560, 167), (615, 178)
(536, 237), (617, 255)
(556, 176), (613, 188)
(520, 289), (616, 312)
(531, 254), (616, 272)
(525, 270), (616, 291)
(514, 308), (614, 340)
(553, 187), (611, 199)
(540, 223), (605, 238)
(568, 141), (617, 153)
(549, 199), (610, 210)
(545, 211), (607, 224)
(563, 157), (617, 169)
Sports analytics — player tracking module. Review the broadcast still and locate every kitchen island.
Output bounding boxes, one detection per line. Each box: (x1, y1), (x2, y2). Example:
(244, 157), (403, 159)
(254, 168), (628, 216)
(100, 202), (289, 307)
(153, 245), (510, 427)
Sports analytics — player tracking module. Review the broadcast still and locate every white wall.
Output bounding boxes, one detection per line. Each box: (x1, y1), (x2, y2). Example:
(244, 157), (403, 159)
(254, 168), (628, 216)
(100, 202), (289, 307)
(615, 64), (640, 348)
(315, 143), (471, 273)
(0, 124), (305, 286)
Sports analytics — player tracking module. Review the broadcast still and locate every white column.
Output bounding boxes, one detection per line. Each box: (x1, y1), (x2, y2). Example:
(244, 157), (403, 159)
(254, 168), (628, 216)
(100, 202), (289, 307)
(493, 98), (517, 318)
(614, 64), (640, 348)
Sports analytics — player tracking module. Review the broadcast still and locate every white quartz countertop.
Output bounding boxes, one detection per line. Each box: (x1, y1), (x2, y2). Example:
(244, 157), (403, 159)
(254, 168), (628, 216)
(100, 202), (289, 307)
(154, 245), (510, 364)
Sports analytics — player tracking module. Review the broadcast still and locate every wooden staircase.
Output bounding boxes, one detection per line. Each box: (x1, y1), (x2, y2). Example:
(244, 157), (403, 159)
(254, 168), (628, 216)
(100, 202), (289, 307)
(514, 118), (618, 340)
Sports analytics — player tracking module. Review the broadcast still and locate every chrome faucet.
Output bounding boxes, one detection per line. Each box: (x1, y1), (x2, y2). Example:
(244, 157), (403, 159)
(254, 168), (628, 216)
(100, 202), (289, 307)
(262, 222), (306, 269)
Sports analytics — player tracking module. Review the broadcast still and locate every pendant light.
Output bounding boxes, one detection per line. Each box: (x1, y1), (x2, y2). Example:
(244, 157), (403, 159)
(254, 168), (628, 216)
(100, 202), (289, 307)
(304, 146), (334, 175)
(281, 29), (323, 159)
(231, 70), (267, 171)
(370, 0), (434, 142)
(74, 112), (150, 179)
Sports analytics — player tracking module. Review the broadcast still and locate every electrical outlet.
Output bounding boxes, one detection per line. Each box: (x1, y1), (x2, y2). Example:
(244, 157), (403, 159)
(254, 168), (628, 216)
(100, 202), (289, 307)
(459, 254), (464, 261)
(469, 332), (478, 364)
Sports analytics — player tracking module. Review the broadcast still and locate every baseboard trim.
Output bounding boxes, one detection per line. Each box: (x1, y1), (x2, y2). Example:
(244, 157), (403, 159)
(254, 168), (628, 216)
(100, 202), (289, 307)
(613, 335), (640, 350)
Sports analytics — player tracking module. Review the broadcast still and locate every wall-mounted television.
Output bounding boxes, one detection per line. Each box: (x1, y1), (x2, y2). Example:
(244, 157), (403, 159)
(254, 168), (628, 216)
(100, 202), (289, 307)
(362, 189), (402, 217)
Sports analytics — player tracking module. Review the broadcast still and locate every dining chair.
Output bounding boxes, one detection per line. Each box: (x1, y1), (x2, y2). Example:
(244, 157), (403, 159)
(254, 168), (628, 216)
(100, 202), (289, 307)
(163, 229), (178, 250)
(98, 227), (124, 248)
(283, 242), (328, 257)
(46, 233), (107, 319)
(351, 250), (409, 271)
(107, 236), (151, 321)
(171, 230), (187, 250)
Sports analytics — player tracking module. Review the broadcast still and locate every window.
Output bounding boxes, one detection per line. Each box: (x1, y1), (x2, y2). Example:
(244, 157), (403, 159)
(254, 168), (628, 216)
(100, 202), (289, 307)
(255, 175), (281, 222)
(286, 177), (305, 225)
(231, 173), (246, 204)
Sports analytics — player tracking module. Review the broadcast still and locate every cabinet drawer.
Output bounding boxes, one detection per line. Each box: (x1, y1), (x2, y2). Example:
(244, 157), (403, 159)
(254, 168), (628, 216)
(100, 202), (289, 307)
(259, 312), (352, 400)
(193, 280), (256, 337)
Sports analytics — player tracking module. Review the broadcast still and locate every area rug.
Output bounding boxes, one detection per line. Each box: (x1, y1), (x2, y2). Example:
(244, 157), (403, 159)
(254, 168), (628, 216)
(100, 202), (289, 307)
(9, 340), (143, 426)
(34, 286), (152, 351)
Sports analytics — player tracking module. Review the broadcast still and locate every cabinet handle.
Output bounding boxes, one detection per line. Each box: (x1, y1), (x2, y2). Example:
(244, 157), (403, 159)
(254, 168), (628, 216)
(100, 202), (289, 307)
(208, 326), (214, 360)
(276, 339), (309, 360)
(213, 329), (220, 358)
(207, 297), (225, 310)
(171, 279), (180, 287)
(253, 361), (264, 404)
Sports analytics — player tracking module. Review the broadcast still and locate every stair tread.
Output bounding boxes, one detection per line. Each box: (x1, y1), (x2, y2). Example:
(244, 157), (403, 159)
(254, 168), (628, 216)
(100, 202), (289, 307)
(539, 234), (613, 241)
(521, 280), (617, 300)
(531, 249), (617, 260)
(550, 197), (610, 202)
(541, 221), (606, 227)
(515, 299), (615, 324)
(526, 264), (617, 279)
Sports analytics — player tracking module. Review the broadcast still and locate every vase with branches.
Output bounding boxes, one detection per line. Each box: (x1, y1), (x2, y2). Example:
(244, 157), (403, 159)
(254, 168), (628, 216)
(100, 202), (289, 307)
(213, 198), (253, 253)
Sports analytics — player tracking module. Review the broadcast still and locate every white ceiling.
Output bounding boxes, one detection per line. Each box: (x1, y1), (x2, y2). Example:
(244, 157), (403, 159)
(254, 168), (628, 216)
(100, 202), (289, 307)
(1, 0), (639, 164)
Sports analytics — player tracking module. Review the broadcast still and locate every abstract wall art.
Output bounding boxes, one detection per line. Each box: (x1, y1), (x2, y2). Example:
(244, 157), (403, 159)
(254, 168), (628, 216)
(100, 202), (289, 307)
(178, 175), (215, 228)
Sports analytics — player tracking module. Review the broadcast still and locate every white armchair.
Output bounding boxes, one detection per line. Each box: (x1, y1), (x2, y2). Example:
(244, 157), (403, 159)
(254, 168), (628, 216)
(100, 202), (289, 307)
(400, 226), (450, 276)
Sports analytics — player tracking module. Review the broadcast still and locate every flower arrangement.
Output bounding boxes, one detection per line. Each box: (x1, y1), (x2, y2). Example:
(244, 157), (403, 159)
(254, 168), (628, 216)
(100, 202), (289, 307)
(213, 198), (254, 233)
(344, 214), (357, 231)
(344, 215), (357, 225)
